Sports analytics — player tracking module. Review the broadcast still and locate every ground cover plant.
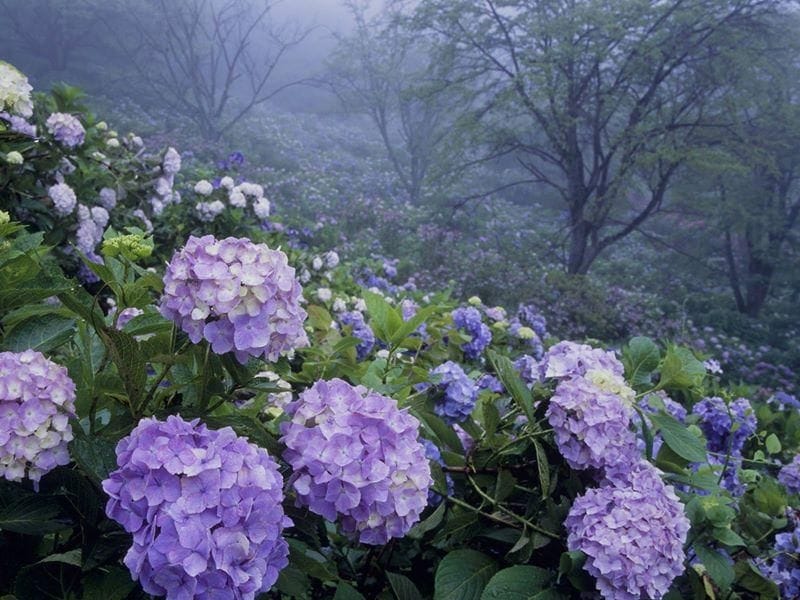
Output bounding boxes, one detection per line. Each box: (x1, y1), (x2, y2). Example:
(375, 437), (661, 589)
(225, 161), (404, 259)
(1, 61), (800, 600)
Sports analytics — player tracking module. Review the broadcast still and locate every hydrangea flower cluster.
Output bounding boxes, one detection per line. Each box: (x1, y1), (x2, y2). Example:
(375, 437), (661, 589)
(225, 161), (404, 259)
(162, 147), (181, 176)
(102, 415), (291, 600)
(195, 200), (225, 222)
(159, 235), (308, 363)
(0, 111), (36, 136)
(98, 187), (117, 210)
(514, 354), (540, 386)
(0, 350), (76, 483)
(280, 379), (432, 544)
(48, 182), (77, 217)
(759, 511), (800, 597)
(692, 396), (756, 455)
(540, 340), (624, 380)
(46, 112), (86, 148)
(780, 456), (800, 495)
(546, 376), (638, 472)
(517, 303), (548, 339)
(451, 307), (491, 360)
(429, 361), (478, 424)
(0, 61), (33, 117)
(566, 461), (689, 600)
(76, 204), (109, 256)
(339, 310), (375, 361)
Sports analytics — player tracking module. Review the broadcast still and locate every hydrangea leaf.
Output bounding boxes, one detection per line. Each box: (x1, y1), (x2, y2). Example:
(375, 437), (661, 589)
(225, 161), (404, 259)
(622, 336), (660, 388)
(0, 313), (75, 353)
(334, 581), (366, 600)
(695, 545), (735, 590)
(387, 571), (424, 600)
(480, 565), (554, 599)
(650, 412), (707, 463)
(658, 345), (706, 391)
(434, 549), (497, 600)
(733, 560), (780, 598)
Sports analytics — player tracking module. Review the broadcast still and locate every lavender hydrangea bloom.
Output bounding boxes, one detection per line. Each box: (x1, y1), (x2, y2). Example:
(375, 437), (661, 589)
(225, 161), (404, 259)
(451, 307), (491, 360)
(116, 307), (144, 330)
(546, 376), (638, 473)
(102, 415), (291, 600)
(45, 112), (85, 147)
(514, 354), (541, 386)
(692, 396), (756, 455)
(517, 303), (548, 339)
(159, 235), (308, 364)
(780, 456), (800, 495)
(0, 112), (36, 137)
(280, 379), (432, 544)
(162, 147), (181, 176)
(566, 461), (689, 599)
(540, 341), (624, 381)
(477, 373), (504, 393)
(0, 350), (76, 483)
(421, 438), (453, 505)
(339, 310), (375, 360)
(759, 512), (800, 597)
(429, 361), (478, 424)
(48, 182), (77, 216)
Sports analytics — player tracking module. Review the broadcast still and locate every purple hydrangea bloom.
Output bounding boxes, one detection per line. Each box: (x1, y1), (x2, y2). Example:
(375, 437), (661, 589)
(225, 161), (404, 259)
(514, 354), (541, 386)
(540, 341), (624, 381)
(692, 396), (756, 455)
(421, 438), (453, 505)
(162, 147), (181, 176)
(546, 376), (638, 473)
(116, 307), (144, 330)
(339, 310), (375, 361)
(0, 112), (36, 137)
(102, 415), (291, 600)
(45, 112), (85, 148)
(48, 182), (77, 216)
(159, 235), (308, 364)
(566, 461), (689, 599)
(477, 373), (504, 393)
(517, 303), (548, 339)
(451, 307), (491, 360)
(429, 361), (478, 424)
(0, 350), (76, 483)
(759, 511), (800, 598)
(780, 455), (800, 495)
(280, 379), (431, 545)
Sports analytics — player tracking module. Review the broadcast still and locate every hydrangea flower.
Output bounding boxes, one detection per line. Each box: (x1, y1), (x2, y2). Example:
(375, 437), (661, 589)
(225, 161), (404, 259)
(692, 396), (756, 455)
(162, 147), (181, 175)
(0, 61), (33, 117)
(546, 376), (638, 473)
(45, 112), (85, 148)
(76, 204), (109, 255)
(517, 304), (548, 339)
(566, 461), (689, 599)
(759, 511), (800, 597)
(477, 373), (504, 393)
(339, 310), (375, 361)
(102, 415), (291, 600)
(252, 197), (270, 219)
(159, 235), (308, 363)
(540, 341), (624, 381)
(229, 190), (247, 208)
(429, 361), (478, 424)
(195, 200), (225, 222)
(116, 307), (144, 330)
(98, 187), (117, 210)
(48, 182), (77, 216)
(0, 350), (76, 484)
(280, 379), (432, 545)
(421, 438), (453, 505)
(514, 354), (540, 386)
(780, 456), (800, 495)
(0, 111), (36, 136)
(194, 180), (214, 196)
(451, 307), (491, 360)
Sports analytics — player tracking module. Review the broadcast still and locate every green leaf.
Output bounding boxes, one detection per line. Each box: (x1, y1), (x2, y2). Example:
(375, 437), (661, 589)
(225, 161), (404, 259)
(390, 305), (438, 345)
(765, 433), (781, 455)
(533, 439), (550, 499)
(695, 545), (734, 590)
(712, 527), (745, 547)
(658, 345), (706, 390)
(408, 501), (446, 539)
(733, 560), (779, 598)
(39, 549), (82, 567)
(80, 566), (137, 600)
(363, 291), (402, 342)
(415, 410), (464, 453)
(487, 350), (534, 423)
(98, 327), (147, 411)
(434, 549), (497, 600)
(753, 477), (786, 516)
(480, 565), (551, 599)
(650, 412), (707, 463)
(70, 433), (119, 484)
(623, 336), (660, 387)
(1, 313), (75, 352)
(333, 581), (366, 600)
(0, 494), (64, 534)
(387, 572), (424, 600)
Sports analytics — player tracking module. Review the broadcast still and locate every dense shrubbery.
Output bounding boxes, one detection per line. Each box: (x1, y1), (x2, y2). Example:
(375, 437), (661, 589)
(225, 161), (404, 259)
(2, 63), (800, 600)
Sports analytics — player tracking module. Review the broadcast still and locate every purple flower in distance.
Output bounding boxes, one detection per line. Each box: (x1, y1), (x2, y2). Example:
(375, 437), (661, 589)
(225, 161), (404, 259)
(159, 235), (308, 364)
(566, 461), (689, 599)
(451, 307), (491, 360)
(429, 361), (478, 424)
(102, 415), (291, 600)
(280, 379), (432, 545)
(45, 112), (85, 148)
(0, 350), (76, 484)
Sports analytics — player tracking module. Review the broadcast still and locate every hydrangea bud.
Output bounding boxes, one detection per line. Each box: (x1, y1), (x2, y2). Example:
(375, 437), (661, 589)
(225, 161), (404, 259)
(103, 415), (291, 599)
(5, 151), (23, 165)
(0, 350), (76, 484)
(159, 235), (308, 363)
(281, 379), (432, 544)
(102, 233), (153, 261)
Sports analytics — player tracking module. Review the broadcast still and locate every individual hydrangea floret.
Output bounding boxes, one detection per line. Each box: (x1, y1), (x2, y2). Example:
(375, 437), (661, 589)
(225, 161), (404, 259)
(429, 361), (478, 424)
(159, 235), (308, 364)
(692, 396), (756, 455)
(566, 461), (689, 600)
(339, 310), (375, 361)
(45, 112), (85, 148)
(0, 61), (33, 117)
(0, 350), (76, 483)
(546, 376), (638, 473)
(451, 307), (491, 360)
(48, 182), (77, 216)
(540, 340), (624, 381)
(280, 379), (432, 545)
(102, 415), (291, 600)
(779, 456), (800, 495)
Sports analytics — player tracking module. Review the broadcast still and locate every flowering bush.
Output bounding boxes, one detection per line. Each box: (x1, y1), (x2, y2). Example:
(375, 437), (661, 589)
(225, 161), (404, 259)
(280, 379), (431, 544)
(159, 234), (308, 363)
(102, 415), (291, 599)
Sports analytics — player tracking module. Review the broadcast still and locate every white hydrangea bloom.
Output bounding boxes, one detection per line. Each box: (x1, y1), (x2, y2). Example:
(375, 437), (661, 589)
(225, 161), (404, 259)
(252, 197), (270, 219)
(194, 180), (214, 196)
(0, 61), (33, 117)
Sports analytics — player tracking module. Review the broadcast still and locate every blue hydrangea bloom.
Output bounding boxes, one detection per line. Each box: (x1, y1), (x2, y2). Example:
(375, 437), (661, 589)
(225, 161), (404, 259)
(451, 307), (491, 360)
(692, 396), (756, 455)
(759, 511), (800, 598)
(339, 310), (375, 360)
(780, 455), (800, 495)
(429, 361), (478, 424)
